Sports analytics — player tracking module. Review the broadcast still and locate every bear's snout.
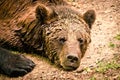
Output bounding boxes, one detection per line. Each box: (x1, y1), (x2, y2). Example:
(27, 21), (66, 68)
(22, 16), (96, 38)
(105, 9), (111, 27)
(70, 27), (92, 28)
(61, 52), (80, 71)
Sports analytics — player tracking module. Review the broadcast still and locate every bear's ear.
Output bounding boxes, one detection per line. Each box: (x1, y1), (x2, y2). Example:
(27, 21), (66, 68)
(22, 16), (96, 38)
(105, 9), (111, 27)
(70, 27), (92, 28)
(83, 10), (96, 29)
(36, 5), (58, 24)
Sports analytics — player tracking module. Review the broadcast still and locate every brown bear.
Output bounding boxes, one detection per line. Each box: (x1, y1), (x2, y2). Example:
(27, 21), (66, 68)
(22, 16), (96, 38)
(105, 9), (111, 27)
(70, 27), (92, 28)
(0, 0), (96, 77)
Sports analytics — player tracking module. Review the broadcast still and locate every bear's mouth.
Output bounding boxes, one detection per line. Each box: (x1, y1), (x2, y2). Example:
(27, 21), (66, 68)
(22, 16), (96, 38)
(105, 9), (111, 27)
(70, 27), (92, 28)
(63, 66), (78, 71)
(61, 60), (80, 71)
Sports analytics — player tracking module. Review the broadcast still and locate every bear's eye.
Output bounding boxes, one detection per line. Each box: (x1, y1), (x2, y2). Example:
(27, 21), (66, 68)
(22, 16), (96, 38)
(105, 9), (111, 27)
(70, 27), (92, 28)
(77, 38), (84, 44)
(59, 37), (66, 44)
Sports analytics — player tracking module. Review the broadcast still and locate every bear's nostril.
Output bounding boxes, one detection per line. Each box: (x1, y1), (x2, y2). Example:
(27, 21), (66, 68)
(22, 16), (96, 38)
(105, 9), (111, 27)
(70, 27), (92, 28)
(67, 55), (78, 63)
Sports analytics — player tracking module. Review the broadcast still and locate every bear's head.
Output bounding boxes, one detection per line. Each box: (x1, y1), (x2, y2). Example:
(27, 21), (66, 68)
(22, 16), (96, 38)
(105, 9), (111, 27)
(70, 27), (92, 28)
(21, 4), (96, 71)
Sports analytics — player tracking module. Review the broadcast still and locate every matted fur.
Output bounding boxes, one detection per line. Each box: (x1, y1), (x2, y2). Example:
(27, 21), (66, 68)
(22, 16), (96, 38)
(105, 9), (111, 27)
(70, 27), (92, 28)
(0, 0), (95, 71)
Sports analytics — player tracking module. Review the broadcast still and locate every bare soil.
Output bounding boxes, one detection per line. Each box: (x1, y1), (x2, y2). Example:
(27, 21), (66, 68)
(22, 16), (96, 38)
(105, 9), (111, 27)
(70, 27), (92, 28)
(0, 0), (120, 80)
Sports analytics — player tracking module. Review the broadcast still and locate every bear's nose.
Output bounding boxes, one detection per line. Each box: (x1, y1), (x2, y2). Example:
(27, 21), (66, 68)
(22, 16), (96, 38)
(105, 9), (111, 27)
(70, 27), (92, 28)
(67, 54), (79, 63)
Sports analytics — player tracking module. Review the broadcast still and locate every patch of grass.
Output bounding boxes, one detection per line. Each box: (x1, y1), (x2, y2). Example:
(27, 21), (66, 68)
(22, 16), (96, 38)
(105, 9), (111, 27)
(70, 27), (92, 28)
(109, 42), (115, 48)
(118, 76), (120, 80)
(114, 34), (120, 40)
(84, 67), (92, 72)
(89, 76), (96, 80)
(109, 34), (120, 48)
(96, 60), (120, 73)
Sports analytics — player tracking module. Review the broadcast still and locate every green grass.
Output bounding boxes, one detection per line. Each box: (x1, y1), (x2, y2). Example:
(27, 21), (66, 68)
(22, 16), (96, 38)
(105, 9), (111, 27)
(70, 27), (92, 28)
(109, 42), (115, 48)
(114, 34), (120, 40)
(109, 33), (120, 48)
(89, 76), (96, 80)
(96, 60), (120, 73)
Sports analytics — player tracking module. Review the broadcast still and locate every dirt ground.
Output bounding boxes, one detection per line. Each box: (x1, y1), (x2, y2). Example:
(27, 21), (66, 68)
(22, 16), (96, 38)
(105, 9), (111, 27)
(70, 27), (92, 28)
(0, 0), (120, 80)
